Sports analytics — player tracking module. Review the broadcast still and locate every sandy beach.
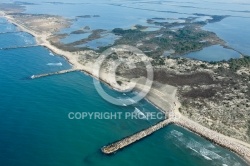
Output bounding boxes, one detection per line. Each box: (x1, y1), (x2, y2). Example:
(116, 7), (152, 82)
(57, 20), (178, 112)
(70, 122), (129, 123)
(2, 11), (250, 164)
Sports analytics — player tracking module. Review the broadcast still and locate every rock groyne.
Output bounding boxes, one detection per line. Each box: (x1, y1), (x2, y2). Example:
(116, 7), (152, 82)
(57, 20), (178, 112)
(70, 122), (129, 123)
(31, 69), (81, 79)
(101, 118), (174, 154)
(0, 45), (38, 50)
(101, 112), (250, 164)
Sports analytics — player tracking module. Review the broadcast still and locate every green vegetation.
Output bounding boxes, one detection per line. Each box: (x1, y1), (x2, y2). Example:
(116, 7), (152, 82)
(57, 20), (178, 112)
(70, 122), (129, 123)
(112, 28), (141, 35)
(229, 56), (250, 71)
(134, 24), (148, 30)
(152, 57), (165, 66)
(200, 64), (207, 68)
(247, 120), (250, 137)
(70, 30), (87, 34)
(49, 13), (227, 56)
(112, 26), (223, 58)
(208, 15), (228, 23)
(193, 13), (228, 23)
(116, 80), (122, 85)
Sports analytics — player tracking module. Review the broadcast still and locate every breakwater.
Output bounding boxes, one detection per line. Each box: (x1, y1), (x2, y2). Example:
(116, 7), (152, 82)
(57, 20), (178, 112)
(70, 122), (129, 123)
(101, 112), (250, 164)
(101, 118), (174, 154)
(0, 45), (38, 50)
(0, 31), (20, 34)
(31, 69), (81, 79)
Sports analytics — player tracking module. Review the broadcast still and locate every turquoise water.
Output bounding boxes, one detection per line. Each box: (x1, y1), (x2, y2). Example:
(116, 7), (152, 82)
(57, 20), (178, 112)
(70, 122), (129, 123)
(0, 17), (248, 166)
(0, 32), (35, 48)
(0, 22), (17, 33)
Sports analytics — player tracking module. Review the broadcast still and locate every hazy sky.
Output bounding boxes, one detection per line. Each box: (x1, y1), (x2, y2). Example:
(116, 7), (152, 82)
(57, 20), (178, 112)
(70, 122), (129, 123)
(1, 0), (250, 3)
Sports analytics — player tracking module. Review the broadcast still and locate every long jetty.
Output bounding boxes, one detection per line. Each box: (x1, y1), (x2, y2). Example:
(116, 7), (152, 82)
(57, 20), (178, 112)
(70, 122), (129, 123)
(0, 45), (38, 50)
(31, 69), (81, 79)
(0, 31), (20, 34)
(101, 118), (174, 154)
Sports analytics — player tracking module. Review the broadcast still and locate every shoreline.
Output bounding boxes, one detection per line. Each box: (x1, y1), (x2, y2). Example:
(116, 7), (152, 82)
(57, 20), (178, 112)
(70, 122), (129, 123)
(175, 115), (250, 164)
(2, 12), (250, 164)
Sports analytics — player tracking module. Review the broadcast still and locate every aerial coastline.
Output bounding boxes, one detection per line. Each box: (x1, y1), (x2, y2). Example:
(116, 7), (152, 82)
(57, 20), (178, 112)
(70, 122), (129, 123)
(1, 9), (250, 164)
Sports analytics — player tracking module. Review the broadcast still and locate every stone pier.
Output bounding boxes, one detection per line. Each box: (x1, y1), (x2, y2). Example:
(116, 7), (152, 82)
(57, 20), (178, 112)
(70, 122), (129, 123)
(0, 45), (38, 50)
(0, 31), (20, 34)
(101, 113), (250, 164)
(101, 118), (174, 154)
(31, 69), (81, 79)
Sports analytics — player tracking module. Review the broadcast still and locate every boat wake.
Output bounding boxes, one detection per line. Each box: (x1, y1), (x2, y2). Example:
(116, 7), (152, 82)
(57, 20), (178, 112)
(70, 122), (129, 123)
(46, 62), (62, 66)
(133, 107), (147, 120)
(128, 98), (136, 104)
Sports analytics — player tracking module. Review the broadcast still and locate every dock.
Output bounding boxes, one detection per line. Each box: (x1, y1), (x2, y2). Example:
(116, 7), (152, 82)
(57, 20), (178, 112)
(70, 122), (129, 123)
(101, 118), (174, 154)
